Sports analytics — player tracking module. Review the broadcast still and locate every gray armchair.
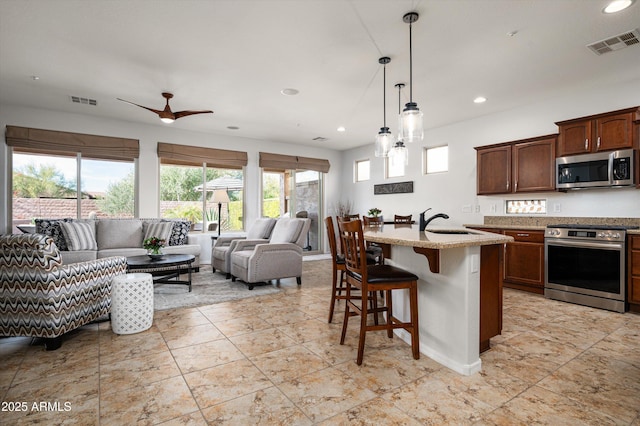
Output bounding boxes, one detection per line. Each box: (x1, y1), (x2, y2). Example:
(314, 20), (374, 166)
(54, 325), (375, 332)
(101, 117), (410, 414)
(230, 217), (311, 289)
(211, 218), (277, 278)
(0, 234), (127, 350)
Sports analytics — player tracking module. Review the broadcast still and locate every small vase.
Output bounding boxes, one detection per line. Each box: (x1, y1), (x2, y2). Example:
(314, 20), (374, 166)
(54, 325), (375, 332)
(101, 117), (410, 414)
(147, 248), (164, 260)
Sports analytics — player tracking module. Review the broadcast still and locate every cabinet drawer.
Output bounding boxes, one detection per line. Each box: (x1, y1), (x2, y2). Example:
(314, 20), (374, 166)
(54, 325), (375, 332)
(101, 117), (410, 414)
(630, 236), (640, 250)
(504, 230), (545, 243)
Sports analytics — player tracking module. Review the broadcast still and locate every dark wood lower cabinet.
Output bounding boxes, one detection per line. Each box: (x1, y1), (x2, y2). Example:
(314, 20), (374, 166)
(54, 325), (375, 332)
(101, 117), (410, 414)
(503, 230), (545, 294)
(628, 235), (640, 313)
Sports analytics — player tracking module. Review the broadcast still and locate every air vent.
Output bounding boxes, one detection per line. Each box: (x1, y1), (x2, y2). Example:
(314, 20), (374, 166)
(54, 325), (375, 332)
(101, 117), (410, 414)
(312, 136), (328, 141)
(587, 28), (640, 55)
(70, 96), (98, 106)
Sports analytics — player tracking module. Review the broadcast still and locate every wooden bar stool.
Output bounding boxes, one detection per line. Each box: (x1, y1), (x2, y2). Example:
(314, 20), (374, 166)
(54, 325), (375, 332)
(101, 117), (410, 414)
(325, 216), (347, 323)
(363, 216), (383, 226)
(325, 216), (380, 324)
(337, 218), (420, 365)
(394, 214), (412, 224)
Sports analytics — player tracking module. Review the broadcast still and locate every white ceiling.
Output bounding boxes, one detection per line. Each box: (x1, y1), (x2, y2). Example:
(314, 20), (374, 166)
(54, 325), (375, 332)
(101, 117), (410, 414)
(1, 0), (639, 151)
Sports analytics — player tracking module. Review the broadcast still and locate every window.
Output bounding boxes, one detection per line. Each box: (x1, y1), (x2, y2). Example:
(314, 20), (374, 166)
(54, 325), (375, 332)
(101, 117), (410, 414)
(259, 152), (328, 253)
(424, 145), (449, 174)
(157, 143), (248, 233)
(386, 156), (405, 178)
(7, 126), (138, 233)
(355, 159), (370, 181)
(159, 165), (244, 233)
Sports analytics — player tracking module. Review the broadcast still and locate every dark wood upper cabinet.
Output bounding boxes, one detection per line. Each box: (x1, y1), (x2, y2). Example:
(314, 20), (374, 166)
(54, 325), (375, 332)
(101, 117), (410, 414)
(513, 136), (556, 193)
(556, 107), (639, 156)
(476, 134), (556, 195)
(476, 145), (512, 195)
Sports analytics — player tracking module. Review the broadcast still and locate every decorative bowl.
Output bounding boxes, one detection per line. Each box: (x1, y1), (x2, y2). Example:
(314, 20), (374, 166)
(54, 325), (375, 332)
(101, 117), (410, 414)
(148, 254), (164, 260)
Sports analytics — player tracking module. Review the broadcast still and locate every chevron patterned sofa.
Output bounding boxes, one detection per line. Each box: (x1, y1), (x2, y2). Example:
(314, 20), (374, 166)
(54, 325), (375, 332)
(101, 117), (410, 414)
(0, 234), (127, 350)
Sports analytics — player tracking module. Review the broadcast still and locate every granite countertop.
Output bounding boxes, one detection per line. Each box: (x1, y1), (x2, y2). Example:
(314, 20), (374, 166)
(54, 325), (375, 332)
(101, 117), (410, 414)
(465, 216), (640, 235)
(363, 224), (513, 249)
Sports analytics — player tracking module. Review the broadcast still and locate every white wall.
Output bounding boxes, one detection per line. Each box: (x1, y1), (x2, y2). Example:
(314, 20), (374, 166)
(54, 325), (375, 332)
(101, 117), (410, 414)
(2, 75), (639, 237)
(0, 105), (344, 235)
(341, 78), (640, 225)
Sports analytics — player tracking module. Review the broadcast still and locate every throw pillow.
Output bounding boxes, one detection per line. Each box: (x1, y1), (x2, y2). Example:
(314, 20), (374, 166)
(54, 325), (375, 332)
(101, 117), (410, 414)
(143, 221), (174, 246)
(270, 218), (304, 244)
(34, 218), (69, 251)
(96, 219), (143, 250)
(59, 221), (98, 251)
(168, 220), (191, 246)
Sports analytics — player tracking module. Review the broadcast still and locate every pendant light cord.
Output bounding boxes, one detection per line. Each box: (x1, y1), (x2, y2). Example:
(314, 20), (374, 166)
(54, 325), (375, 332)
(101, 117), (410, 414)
(409, 21), (413, 103)
(383, 62), (387, 127)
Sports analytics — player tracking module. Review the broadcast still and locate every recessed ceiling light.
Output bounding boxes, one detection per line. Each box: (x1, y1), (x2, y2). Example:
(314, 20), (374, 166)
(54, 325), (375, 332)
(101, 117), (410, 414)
(337, 126), (346, 132)
(31, 75), (40, 80)
(603, 0), (634, 13)
(280, 88), (299, 96)
(227, 126), (239, 130)
(506, 30), (518, 37)
(473, 96), (487, 104)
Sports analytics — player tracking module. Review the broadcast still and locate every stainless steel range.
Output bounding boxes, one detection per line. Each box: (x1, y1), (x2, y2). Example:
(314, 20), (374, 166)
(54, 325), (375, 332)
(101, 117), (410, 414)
(545, 224), (638, 313)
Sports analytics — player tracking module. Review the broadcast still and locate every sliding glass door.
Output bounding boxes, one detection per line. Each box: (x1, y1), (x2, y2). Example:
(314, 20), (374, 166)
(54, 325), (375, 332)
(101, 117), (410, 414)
(261, 168), (322, 253)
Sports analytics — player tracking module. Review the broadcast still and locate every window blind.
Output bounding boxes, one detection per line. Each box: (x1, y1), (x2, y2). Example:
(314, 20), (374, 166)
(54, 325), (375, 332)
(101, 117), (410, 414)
(5, 126), (139, 161)
(157, 142), (248, 169)
(259, 152), (330, 173)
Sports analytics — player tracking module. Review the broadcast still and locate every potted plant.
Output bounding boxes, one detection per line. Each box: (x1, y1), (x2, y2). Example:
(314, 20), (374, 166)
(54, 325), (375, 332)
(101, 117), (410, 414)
(367, 208), (382, 217)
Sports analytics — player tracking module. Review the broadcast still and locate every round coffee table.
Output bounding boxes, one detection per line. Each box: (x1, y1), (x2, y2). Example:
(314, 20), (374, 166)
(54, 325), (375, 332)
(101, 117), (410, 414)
(126, 254), (195, 292)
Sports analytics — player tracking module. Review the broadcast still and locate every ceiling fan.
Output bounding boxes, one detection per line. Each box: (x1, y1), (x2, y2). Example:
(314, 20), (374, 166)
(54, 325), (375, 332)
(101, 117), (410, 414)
(117, 92), (213, 123)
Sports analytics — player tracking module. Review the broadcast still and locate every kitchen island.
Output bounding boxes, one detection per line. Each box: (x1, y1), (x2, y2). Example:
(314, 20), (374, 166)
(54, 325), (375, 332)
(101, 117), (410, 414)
(363, 224), (512, 375)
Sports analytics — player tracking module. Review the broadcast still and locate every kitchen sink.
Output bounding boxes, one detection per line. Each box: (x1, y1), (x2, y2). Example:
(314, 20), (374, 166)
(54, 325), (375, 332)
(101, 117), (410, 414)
(427, 230), (472, 235)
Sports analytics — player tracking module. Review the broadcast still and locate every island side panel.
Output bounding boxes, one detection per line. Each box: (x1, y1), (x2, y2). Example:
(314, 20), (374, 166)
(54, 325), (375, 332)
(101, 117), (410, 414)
(387, 244), (482, 375)
(479, 244), (503, 352)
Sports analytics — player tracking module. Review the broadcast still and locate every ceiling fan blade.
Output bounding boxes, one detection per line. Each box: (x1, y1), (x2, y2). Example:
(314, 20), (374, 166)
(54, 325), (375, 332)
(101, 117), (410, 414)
(116, 98), (162, 115)
(173, 110), (214, 119)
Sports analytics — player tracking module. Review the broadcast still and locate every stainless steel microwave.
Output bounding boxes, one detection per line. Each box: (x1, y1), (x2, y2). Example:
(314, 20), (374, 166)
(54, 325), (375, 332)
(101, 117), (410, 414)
(556, 148), (635, 190)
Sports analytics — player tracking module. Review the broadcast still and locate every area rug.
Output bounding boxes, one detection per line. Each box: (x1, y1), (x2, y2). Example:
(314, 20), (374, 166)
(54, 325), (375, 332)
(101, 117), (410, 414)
(153, 265), (282, 311)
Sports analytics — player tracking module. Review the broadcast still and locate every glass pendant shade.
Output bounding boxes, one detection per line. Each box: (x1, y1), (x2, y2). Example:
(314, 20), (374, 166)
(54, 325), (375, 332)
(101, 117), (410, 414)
(389, 141), (409, 166)
(400, 103), (424, 143)
(375, 127), (394, 157)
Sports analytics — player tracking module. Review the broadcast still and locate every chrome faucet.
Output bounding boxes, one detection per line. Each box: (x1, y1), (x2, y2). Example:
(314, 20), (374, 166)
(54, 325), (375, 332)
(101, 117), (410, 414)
(419, 208), (450, 231)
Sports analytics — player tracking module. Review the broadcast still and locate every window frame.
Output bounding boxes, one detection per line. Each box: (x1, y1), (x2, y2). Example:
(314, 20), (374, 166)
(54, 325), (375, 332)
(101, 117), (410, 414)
(9, 148), (138, 232)
(423, 145), (449, 175)
(355, 159), (371, 182)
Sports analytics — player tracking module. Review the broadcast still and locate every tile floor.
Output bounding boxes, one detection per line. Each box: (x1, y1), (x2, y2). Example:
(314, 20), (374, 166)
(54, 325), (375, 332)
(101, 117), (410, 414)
(1, 260), (639, 425)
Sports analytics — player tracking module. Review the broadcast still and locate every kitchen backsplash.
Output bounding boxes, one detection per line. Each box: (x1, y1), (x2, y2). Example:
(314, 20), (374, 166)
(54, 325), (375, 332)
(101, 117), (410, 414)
(484, 216), (640, 228)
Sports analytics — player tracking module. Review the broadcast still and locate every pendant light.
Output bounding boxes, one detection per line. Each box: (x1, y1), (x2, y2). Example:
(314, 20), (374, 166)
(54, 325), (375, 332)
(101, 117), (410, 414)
(399, 12), (424, 143)
(374, 57), (394, 157)
(389, 83), (408, 166)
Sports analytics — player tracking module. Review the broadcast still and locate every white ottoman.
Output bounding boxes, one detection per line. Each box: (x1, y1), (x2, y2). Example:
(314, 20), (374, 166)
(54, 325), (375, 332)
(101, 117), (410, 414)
(111, 273), (154, 334)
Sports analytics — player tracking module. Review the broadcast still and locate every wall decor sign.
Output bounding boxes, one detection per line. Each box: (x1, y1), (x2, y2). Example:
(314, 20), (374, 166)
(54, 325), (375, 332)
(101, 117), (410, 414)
(374, 181), (414, 195)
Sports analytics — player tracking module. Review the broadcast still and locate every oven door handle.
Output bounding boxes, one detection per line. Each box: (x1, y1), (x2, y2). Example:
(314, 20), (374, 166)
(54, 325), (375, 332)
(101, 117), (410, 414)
(545, 239), (624, 251)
